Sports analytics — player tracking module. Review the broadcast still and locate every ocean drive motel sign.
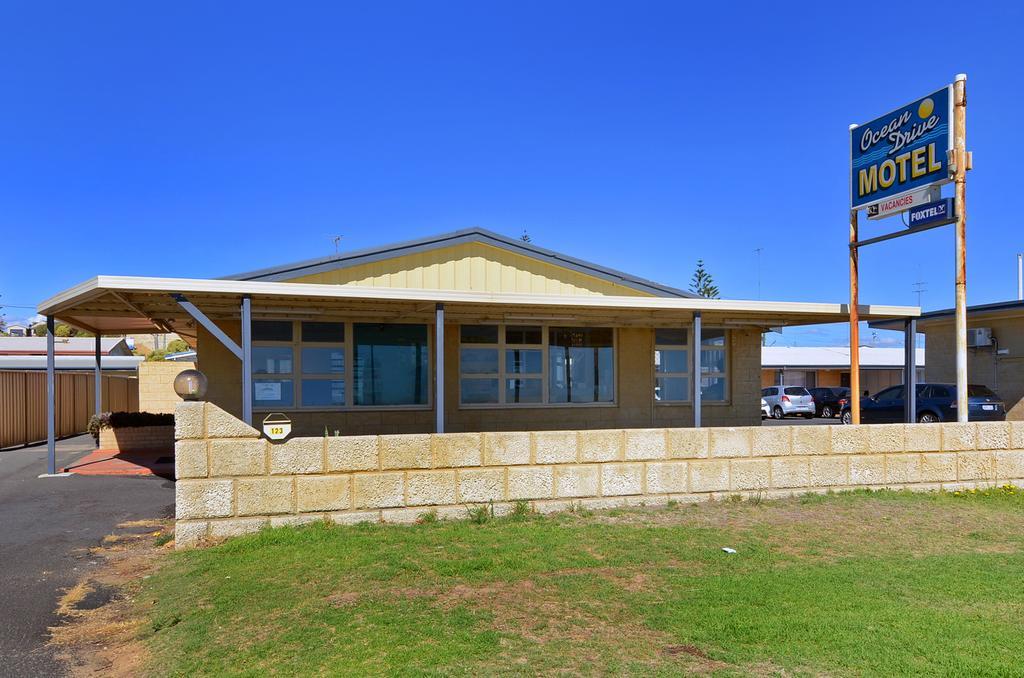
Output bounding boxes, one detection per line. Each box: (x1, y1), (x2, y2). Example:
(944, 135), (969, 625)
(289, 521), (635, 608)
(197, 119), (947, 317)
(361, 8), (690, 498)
(847, 76), (970, 424)
(851, 86), (952, 210)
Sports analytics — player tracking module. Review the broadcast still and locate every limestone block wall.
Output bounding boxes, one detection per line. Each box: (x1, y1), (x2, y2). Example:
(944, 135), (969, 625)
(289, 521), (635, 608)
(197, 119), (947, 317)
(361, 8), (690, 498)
(138, 361), (196, 414)
(173, 402), (1024, 548)
(100, 425), (175, 453)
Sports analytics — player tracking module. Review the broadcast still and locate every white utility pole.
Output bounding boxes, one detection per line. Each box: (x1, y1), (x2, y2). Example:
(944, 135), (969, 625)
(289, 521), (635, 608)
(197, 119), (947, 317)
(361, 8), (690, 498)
(1017, 253), (1022, 301)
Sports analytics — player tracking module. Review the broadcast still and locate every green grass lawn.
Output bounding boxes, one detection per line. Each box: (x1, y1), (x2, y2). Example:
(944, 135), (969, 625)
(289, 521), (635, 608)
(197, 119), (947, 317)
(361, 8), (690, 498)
(140, 487), (1024, 676)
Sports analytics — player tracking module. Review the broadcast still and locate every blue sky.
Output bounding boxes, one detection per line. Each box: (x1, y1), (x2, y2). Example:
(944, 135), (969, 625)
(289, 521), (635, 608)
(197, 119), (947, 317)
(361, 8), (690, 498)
(2, 2), (1022, 347)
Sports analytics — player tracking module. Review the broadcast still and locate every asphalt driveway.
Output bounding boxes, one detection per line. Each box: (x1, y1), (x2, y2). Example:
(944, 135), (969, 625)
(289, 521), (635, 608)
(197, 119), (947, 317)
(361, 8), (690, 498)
(0, 436), (174, 676)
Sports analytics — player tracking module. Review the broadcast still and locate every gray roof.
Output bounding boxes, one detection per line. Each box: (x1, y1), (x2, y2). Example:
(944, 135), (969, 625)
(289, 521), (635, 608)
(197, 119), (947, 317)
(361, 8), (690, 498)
(0, 355), (143, 370)
(0, 336), (131, 355)
(870, 299), (1024, 330)
(223, 228), (697, 298)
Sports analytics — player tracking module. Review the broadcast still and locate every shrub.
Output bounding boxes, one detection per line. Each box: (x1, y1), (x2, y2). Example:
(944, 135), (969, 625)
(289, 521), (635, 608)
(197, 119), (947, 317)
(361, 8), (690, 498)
(88, 411), (175, 437)
(166, 339), (190, 354)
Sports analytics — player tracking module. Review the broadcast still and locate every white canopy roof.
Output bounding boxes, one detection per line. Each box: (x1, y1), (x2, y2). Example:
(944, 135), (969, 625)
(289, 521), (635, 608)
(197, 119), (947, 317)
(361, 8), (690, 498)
(762, 345), (925, 369)
(37, 275), (920, 336)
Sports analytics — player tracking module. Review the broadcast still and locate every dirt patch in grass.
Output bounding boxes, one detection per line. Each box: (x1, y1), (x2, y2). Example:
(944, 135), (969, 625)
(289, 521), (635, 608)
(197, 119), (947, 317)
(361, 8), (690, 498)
(441, 577), (672, 662)
(49, 519), (174, 677)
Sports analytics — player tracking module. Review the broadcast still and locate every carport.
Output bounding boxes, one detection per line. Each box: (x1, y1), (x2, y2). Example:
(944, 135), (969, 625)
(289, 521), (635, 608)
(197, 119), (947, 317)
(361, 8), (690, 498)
(37, 275), (920, 473)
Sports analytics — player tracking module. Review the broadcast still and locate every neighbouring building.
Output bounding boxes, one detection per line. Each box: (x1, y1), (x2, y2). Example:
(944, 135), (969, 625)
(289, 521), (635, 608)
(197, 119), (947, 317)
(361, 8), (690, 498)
(123, 332), (183, 354)
(0, 336), (141, 371)
(761, 346), (925, 395)
(38, 228), (917, 436)
(872, 300), (1024, 420)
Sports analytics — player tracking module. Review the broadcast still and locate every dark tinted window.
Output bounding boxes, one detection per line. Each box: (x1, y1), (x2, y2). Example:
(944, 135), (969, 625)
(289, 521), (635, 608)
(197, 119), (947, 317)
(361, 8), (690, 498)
(784, 387), (809, 396)
(549, 327), (613, 347)
(655, 328), (688, 346)
(301, 322), (344, 343)
(924, 385), (951, 399)
(460, 325), (498, 344)
(968, 385), (998, 397)
(253, 321), (292, 342)
(353, 323), (429, 405)
(505, 325), (542, 345)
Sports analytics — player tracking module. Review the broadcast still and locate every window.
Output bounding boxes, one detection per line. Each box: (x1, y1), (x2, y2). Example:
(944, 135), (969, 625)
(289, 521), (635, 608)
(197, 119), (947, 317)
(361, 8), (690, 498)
(251, 320), (429, 409)
(253, 321), (295, 408)
(353, 323), (429, 406)
(458, 324), (612, 406)
(654, 327), (729, 403)
(782, 370), (816, 388)
(505, 325), (544, 404)
(655, 328), (689, 402)
(874, 386), (902, 401)
(549, 327), (614, 404)
(699, 329), (729, 401)
(300, 322), (345, 407)
(459, 325), (545, 405)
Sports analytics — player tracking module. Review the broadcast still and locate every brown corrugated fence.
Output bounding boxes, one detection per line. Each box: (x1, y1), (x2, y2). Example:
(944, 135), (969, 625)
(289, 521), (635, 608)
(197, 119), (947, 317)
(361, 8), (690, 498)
(0, 370), (139, 449)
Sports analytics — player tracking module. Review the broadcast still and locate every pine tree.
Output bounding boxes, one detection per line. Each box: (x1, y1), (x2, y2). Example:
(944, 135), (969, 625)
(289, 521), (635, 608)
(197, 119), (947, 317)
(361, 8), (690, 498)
(689, 259), (720, 298)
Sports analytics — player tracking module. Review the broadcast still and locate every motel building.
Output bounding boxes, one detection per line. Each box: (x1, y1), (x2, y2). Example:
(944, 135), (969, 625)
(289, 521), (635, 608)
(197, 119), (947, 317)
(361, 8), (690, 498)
(38, 229), (917, 439)
(871, 299), (1024, 421)
(761, 345), (926, 395)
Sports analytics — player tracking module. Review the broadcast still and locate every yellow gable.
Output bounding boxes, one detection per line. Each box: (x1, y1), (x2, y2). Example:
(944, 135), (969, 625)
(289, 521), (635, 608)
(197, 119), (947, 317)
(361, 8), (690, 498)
(284, 242), (654, 297)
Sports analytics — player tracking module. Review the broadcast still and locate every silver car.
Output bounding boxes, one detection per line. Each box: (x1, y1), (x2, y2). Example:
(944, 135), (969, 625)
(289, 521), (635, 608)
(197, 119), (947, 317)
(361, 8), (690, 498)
(761, 385), (815, 420)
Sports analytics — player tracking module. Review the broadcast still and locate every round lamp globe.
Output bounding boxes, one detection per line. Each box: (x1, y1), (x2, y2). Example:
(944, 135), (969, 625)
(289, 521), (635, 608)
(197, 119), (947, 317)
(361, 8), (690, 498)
(173, 369), (208, 401)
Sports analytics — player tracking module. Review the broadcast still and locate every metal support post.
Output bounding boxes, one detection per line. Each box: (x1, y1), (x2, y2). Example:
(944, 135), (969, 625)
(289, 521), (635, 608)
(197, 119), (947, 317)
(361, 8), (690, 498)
(435, 304), (445, 433)
(241, 296), (253, 426)
(953, 73), (969, 422)
(693, 312), (702, 428)
(904, 318), (917, 424)
(849, 197), (861, 424)
(94, 334), (102, 446)
(46, 316), (56, 474)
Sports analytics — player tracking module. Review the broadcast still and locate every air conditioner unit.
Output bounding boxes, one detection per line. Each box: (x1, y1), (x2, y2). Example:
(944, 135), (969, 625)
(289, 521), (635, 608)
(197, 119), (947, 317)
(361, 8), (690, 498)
(968, 328), (993, 347)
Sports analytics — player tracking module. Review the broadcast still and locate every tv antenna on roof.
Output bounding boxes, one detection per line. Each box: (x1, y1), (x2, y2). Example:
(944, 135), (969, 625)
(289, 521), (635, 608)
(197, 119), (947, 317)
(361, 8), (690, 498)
(912, 279), (927, 307)
(753, 247), (763, 300)
(330, 235), (343, 255)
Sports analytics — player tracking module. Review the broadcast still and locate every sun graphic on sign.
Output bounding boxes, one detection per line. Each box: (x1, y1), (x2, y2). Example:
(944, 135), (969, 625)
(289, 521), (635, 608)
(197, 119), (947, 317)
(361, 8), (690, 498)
(918, 98), (934, 119)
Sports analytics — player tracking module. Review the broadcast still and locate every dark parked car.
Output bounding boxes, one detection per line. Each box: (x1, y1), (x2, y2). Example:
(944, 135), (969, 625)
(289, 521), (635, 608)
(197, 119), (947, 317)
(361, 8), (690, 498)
(808, 387), (850, 419)
(840, 383), (1006, 424)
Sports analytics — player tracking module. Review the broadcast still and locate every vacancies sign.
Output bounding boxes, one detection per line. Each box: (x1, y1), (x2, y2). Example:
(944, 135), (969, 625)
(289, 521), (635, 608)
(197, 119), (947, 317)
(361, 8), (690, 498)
(851, 86), (953, 210)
